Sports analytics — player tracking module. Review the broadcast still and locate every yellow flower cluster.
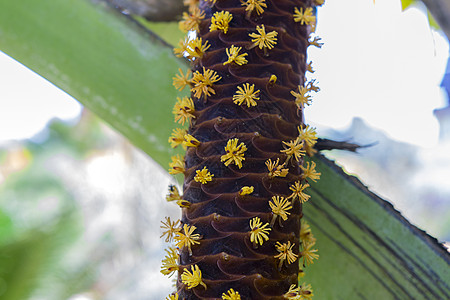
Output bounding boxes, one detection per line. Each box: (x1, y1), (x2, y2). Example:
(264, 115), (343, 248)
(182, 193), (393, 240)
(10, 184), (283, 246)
(284, 283), (314, 300)
(249, 216), (271, 246)
(175, 224), (202, 255)
(269, 196), (292, 226)
(222, 288), (241, 300)
(210, 11), (233, 34)
(220, 138), (247, 168)
(194, 166), (214, 184)
(274, 241), (298, 269)
(249, 24), (278, 51)
(174, 37), (210, 60)
(224, 45), (248, 66)
(266, 158), (289, 178)
(179, 6), (204, 32)
(191, 67), (222, 99)
(181, 264), (207, 289)
(233, 83), (260, 107)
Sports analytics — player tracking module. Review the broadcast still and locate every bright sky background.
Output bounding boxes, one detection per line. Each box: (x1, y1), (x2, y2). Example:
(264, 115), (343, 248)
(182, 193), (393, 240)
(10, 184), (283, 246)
(0, 0), (449, 147)
(308, 0), (449, 146)
(0, 53), (81, 142)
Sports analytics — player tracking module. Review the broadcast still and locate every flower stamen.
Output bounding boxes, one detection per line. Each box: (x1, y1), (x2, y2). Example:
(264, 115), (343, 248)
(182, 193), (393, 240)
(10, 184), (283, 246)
(274, 241), (298, 270)
(269, 196), (293, 226)
(172, 68), (192, 91)
(173, 96), (195, 125)
(221, 138), (247, 168)
(160, 217), (181, 242)
(266, 158), (289, 178)
(174, 224), (202, 255)
(169, 128), (187, 149)
(233, 83), (260, 107)
(249, 216), (271, 247)
(194, 166), (214, 184)
(210, 11), (233, 34)
(300, 161), (321, 182)
(191, 67), (222, 99)
(293, 7), (316, 25)
(181, 264), (207, 289)
(249, 24), (278, 54)
(241, 0), (267, 17)
(222, 288), (241, 300)
(288, 181), (311, 203)
(168, 155), (185, 175)
(224, 45), (248, 66)
(160, 247), (179, 277)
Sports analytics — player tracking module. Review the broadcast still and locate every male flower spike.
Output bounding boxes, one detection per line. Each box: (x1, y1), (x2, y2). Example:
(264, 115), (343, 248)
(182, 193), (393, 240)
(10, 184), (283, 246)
(165, 0), (323, 298)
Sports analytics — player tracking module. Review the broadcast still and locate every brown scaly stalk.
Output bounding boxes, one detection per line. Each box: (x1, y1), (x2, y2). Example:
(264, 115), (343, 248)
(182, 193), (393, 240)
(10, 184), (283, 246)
(162, 0), (324, 299)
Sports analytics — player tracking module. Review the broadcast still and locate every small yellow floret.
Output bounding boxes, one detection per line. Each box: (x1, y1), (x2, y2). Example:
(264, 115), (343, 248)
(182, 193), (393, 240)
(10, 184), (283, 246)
(284, 284), (300, 299)
(304, 142), (317, 157)
(301, 161), (321, 182)
(233, 83), (260, 107)
(249, 25), (278, 50)
(241, 0), (267, 16)
(221, 138), (247, 168)
(176, 199), (191, 208)
(269, 196), (293, 226)
(175, 224), (201, 255)
(274, 241), (298, 269)
(298, 125), (318, 147)
(249, 216), (271, 246)
(194, 166), (214, 184)
(288, 181), (311, 203)
(160, 247), (179, 277)
(300, 219), (317, 248)
(179, 6), (205, 32)
(299, 283), (314, 299)
(165, 293), (179, 300)
(281, 137), (306, 162)
(173, 38), (189, 57)
(239, 186), (254, 196)
(191, 67), (222, 99)
(306, 61), (315, 73)
(169, 155), (185, 175)
(266, 158), (289, 178)
(314, 0), (325, 6)
(293, 7), (316, 25)
(306, 79), (320, 93)
(224, 45), (248, 66)
(309, 36), (324, 48)
(183, 134), (201, 147)
(222, 288), (241, 300)
(166, 185), (181, 202)
(173, 96), (195, 125)
(181, 264), (207, 289)
(210, 11), (233, 34)
(300, 243), (319, 266)
(291, 85), (312, 108)
(269, 75), (277, 85)
(173, 68), (192, 91)
(160, 216), (181, 243)
(169, 128), (187, 149)
(186, 37), (211, 59)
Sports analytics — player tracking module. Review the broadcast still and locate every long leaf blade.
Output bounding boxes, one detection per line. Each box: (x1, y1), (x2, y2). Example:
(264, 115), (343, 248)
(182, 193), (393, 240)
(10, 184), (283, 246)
(303, 155), (450, 299)
(0, 0), (186, 167)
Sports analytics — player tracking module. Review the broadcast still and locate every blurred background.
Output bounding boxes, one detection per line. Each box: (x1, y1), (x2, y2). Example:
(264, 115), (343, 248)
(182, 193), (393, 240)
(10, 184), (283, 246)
(0, 0), (449, 299)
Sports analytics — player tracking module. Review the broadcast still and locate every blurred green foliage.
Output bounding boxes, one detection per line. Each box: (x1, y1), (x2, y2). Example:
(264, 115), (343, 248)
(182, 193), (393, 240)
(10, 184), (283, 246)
(0, 114), (108, 300)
